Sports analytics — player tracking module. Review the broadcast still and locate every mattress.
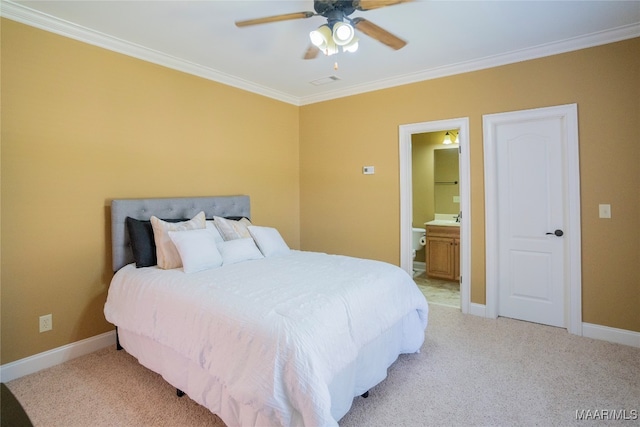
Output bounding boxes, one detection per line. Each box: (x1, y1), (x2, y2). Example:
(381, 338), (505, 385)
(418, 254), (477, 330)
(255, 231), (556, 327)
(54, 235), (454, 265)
(104, 250), (428, 426)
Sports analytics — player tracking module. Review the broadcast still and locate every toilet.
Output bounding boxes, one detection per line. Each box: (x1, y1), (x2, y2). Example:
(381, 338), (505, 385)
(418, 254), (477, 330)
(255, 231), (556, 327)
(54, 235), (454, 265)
(412, 227), (426, 260)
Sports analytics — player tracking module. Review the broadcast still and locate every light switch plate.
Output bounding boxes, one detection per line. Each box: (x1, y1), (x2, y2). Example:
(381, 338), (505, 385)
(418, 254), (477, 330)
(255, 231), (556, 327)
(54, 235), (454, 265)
(598, 204), (611, 219)
(362, 166), (375, 175)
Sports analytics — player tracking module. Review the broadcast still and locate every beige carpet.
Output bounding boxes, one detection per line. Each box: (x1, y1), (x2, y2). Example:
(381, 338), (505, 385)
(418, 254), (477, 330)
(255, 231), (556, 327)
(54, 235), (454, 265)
(7, 304), (640, 426)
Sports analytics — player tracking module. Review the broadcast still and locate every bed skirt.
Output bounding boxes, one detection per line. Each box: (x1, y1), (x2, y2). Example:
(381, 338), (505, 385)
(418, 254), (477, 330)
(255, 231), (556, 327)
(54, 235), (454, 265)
(116, 309), (424, 426)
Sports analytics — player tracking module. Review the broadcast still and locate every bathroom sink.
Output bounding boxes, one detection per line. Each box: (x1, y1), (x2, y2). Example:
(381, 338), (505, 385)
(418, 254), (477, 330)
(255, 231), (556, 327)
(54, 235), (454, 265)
(425, 219), (460, 227)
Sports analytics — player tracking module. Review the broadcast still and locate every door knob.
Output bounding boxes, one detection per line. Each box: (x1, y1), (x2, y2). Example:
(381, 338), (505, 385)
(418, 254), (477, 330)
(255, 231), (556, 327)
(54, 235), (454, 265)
(546, 229), (564, 237)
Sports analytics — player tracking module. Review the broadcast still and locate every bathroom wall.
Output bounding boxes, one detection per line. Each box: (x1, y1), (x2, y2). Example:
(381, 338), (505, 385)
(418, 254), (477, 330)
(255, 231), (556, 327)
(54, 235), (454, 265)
(411, 131), (458, 262)
(434, 147), (460, 215)
(411, 133), (432, 263)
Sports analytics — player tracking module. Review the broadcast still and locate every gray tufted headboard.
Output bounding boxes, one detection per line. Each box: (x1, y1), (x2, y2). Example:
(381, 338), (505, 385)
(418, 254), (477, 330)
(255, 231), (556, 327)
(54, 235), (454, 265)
(110, 195), (250, 272)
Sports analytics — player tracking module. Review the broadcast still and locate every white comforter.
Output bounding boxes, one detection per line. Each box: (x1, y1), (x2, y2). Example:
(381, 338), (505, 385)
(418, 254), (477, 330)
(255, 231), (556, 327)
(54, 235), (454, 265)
(104, 250), (428, 426)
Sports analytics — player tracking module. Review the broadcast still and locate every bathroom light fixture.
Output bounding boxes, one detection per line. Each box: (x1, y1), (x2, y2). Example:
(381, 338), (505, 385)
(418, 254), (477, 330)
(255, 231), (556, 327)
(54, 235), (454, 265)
(443, 131), (459, 145)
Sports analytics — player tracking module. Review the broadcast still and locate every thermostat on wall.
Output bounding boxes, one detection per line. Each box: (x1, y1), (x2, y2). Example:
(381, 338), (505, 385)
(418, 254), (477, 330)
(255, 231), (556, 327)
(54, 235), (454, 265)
(363, 166), (375, 175)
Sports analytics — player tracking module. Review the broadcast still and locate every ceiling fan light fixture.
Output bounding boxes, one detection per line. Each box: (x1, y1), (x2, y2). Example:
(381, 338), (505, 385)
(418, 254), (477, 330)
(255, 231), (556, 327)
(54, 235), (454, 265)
(237, 1), (412, 60)
(309, 24), (332, 48)
(342, 36), (359, 53)
(324, 38), (339, 56)
(332, 21), (355, 45)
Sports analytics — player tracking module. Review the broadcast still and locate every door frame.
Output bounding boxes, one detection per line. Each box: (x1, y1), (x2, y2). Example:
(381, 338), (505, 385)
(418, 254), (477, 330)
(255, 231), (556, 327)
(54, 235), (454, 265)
(483, 104), (582, 335)
(399, 117), (470, 314)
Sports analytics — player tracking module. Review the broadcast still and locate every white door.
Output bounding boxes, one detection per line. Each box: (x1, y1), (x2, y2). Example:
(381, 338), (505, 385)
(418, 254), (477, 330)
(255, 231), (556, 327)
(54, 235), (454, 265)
(484, 104), (582, 330)
(496, 117), (565, 326)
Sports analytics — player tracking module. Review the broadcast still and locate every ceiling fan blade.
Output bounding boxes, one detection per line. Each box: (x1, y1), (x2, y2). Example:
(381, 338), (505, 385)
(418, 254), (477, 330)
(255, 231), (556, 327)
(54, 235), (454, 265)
(303, 45), (321, 60)
(352, 17), (407, 50)
(354, 0), (413, 11)
(235, 11), (315, 27)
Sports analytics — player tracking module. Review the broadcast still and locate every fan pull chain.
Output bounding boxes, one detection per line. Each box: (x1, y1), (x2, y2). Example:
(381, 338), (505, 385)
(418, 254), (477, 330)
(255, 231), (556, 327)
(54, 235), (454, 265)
(334, 61), (339, 70)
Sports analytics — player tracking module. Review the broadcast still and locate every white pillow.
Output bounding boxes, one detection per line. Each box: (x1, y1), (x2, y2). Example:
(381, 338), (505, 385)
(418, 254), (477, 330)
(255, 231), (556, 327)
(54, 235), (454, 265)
(213, 216), (252, 240)
(151, 212), (206, 269)
(248, 226), (291, 257)
(219, 238), (264, 265)
(205, 220), (225, 245)
(168, 228), (223, 273)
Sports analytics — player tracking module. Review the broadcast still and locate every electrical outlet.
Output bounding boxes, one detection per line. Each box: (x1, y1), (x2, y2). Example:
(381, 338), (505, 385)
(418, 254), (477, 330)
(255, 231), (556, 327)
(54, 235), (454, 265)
(39, 314), (52, 333)
(598, 204), (611, 219)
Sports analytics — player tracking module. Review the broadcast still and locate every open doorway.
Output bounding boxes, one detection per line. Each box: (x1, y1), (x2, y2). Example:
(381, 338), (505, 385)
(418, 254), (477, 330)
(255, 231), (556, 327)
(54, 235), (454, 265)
(399, 118), (470, 314)
(412, 132), (461, 308)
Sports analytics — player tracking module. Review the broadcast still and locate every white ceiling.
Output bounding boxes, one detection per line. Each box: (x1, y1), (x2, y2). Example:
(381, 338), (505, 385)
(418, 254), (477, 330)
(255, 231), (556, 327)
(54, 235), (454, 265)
(4, 1), (640, 105)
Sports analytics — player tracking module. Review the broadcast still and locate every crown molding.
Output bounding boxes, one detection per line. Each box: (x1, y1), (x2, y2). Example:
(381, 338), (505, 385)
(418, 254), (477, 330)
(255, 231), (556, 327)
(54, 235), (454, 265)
(298, 22), (640, 105)
(0, 0), (301, 105)
(3, 0), (639, 107)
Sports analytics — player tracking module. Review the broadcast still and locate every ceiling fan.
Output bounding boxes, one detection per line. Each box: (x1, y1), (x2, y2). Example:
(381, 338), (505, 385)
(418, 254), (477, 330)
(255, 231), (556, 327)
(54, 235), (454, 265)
(235, 0), (411, 59)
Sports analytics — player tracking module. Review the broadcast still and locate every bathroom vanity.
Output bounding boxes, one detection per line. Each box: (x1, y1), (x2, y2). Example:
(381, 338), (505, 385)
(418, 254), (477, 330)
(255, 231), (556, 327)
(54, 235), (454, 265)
(425, 221), (460, 281)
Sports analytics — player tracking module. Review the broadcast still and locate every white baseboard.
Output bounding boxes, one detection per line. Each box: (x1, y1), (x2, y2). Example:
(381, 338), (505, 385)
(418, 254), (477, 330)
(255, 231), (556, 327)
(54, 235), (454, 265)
(0, 330), (116, 383)
(582, 322), (640, 348)
(412, 261), (426, 271)
(466, 305), (639, 348)
(468, 303), (487, 317)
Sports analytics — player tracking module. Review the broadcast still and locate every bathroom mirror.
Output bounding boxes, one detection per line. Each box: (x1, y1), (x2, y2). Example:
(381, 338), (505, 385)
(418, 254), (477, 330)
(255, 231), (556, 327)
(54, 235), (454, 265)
(434, 148), (459, 215)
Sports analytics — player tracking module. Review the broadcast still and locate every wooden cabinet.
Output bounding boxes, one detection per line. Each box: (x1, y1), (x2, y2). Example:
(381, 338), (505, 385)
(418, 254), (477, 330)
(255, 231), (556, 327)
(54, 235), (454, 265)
(425, 225), (460, 281)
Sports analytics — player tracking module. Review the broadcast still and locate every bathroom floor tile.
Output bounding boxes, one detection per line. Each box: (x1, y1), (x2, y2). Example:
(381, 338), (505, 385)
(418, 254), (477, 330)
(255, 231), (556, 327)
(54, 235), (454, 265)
(413, 272), (460, 308)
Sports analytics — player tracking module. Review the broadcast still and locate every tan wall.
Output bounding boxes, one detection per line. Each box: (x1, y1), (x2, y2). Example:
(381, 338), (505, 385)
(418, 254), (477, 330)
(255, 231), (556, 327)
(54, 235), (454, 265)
(301, 38), (640, 332)
(2, 19), (639, 365)
(1, 20), (300, 364)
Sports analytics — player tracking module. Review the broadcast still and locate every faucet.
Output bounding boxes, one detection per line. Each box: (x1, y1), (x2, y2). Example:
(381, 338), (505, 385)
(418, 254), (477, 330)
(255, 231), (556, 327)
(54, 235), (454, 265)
(456, 211), (461, 223)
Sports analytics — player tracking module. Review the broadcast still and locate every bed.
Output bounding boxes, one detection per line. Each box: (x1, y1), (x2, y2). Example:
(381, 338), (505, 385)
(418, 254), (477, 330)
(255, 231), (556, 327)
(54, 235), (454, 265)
(104, 195), (429, 426)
